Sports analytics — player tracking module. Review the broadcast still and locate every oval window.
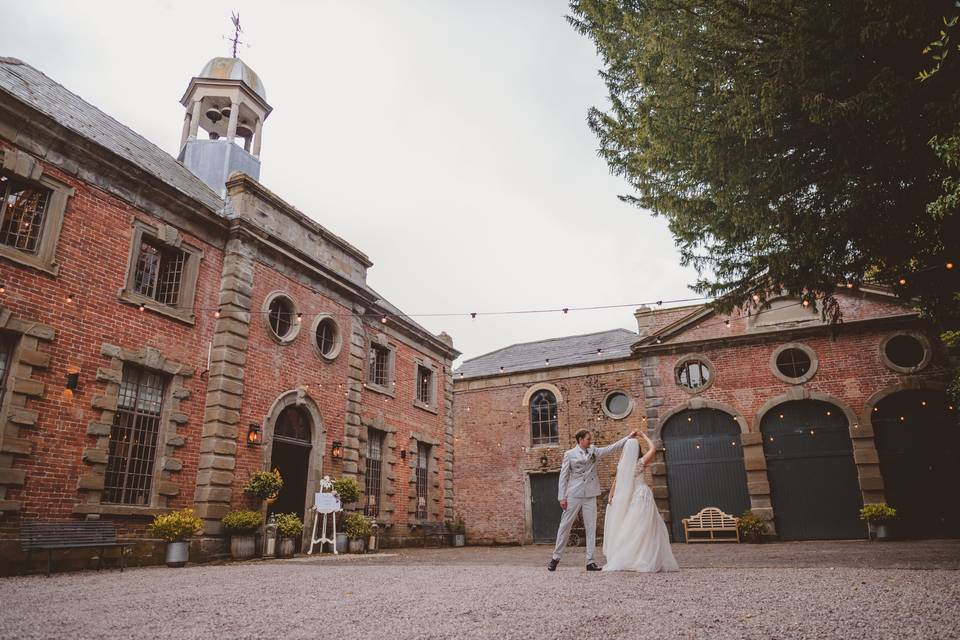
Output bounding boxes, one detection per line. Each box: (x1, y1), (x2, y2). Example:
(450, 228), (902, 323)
(775, 348), (811, 379)
(884, 334), (925, 369)
(677, 360), (711, 390)
(603, 391), (632, 419)
(315, 316), (340, 359)
(268, 296), (295, 339)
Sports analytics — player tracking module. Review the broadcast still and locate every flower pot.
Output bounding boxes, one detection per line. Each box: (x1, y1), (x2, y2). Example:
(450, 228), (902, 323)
(742, 532), (763, 544)
(870, 522), (893, 541)
(230, 534), (257, 559)
(277, 537), (296, 558)
(165, 541), (189, 568)
(450, 533), (465, 547)
(336, 531), (348, 553)
(348, 538), (365, 554)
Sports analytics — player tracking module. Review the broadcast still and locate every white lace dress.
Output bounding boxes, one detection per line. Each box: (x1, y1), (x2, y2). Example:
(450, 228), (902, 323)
(602, 460), (679, 573)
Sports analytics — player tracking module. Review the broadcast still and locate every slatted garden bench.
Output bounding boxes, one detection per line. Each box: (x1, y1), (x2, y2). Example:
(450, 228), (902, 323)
(681, 507), (740, 543)
(21, 521), (135, 576)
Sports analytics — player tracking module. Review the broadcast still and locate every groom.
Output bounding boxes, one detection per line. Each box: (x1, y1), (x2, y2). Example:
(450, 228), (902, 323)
(548, 428), (637, 571)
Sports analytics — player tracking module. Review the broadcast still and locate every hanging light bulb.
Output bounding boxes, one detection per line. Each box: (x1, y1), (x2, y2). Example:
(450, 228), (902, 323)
(898, 277), (907, 285)
(138, 303), (146, 312)
(946, 261), (954, 270)
(381, 315), (388, 324)
(846, 282), (854, 289)
(66, 293), (74, 303)
(0, 283), (5, 294)
(724, 320), (731, 327)
(296, 312), (303, 323)
(215, 307), (221, 319)
(752, 294), (760, 303)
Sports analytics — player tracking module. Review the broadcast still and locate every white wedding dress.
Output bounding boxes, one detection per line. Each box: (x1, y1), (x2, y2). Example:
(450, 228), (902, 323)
(602, 439), (679, 572)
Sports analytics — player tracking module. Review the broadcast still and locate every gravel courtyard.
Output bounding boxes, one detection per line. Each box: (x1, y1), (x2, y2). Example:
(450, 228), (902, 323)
(2, 541), (958, 640)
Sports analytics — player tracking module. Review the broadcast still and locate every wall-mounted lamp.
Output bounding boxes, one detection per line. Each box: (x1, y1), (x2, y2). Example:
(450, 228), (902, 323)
(63, 369), (80, 399)
(247, 424), (263, 446)
(331, 441), (343, 459)
(539, 454), (549, 468)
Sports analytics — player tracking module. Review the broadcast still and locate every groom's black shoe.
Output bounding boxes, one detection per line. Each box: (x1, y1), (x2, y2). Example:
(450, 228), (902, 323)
(586, 563), (602, 571)
(547, 558), (559, 571)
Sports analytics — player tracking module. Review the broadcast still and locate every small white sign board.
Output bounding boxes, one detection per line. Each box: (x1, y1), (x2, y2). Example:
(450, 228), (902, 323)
(314, 492), (342, 514)
(308, 492), (342, 555)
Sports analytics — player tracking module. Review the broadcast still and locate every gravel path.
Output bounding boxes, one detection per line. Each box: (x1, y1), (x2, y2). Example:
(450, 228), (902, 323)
(2, 543), (959, 639)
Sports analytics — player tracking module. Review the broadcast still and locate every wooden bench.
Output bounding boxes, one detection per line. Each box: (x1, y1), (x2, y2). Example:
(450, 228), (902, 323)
(681, 507), (740, 543)
(22, 521), (135, 576)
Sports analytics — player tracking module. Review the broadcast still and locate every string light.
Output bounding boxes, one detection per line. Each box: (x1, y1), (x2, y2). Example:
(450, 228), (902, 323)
(66, 293), (74, 303)
(898, 277), (907, 285)
(380, 315), (388, 324)
(946, 261), (954, 270)
(296, 312), (303, 323)
(724, 320), (730, 327)
(215, 307), (221, 318)
(138, 303), (145, 312)
(0, 283), (5, 294)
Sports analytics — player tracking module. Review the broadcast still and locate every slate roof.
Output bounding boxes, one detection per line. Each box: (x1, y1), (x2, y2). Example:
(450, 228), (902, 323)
(455, 328), (638, 379)
(0, 57), (224, 213)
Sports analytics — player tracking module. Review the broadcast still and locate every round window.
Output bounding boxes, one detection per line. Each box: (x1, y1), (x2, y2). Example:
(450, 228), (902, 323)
(602, 391), (633, 419)
(314, 316), (341, 360)
(268, 297), (294, 338)
(884, 334), (925, 369)
(775, 348), (811, 379)
(676, 359), (711, 390)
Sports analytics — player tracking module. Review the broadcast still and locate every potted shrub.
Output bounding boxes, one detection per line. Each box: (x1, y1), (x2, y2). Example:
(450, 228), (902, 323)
(221, 510), (263, 559)
(244, 469), (283, 503)
(151, 508), (203, 567)
(274, 512), (303, 557)
(332, 477), (360, 506)
(344, 512), (372, 553)
(860, 503), (897, 540)
(738, 510), (768, 543)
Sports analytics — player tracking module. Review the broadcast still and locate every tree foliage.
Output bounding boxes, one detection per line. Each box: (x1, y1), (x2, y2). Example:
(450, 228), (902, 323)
(568, 0), (960, 327)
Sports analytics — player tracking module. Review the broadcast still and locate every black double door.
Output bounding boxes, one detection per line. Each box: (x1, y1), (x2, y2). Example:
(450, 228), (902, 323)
(663, 409), (751, 542)
(268, 439), (310, 520)
(761, 400), (865, 540)
(530, 472), (562, 543)
(873, 390), (959, 538)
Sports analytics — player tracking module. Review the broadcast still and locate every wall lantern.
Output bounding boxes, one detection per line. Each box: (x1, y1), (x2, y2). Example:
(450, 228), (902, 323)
(331, 441), (344, 459)
(539, 453), (549, 468)
(63, 369), (80, 399)
(247, 424), (263, 446)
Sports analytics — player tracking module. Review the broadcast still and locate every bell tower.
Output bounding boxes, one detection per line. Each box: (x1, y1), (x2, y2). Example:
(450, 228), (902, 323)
(177, 56), (272, 195)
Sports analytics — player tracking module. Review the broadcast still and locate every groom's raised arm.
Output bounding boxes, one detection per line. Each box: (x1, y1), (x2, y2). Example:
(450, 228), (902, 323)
(557, 450), (571, 501)
(594, 431), (638, 459)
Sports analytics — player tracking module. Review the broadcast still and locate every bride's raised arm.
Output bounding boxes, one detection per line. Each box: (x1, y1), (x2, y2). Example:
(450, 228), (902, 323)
(639, 431), (657, 466)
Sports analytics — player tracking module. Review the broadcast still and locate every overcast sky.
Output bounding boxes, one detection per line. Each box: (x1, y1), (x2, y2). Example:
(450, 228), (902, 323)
(1, 0), (698, 363)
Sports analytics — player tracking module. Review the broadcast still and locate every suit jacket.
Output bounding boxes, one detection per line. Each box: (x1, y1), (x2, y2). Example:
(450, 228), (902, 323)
(557, 436), (630, 500)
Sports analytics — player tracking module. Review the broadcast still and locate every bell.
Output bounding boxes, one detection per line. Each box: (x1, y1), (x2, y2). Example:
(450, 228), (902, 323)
(205, 106), (222, 123)
(220, 104), (232, 119)
(208, 131), (220, 140)
(236, 122), (254, 138)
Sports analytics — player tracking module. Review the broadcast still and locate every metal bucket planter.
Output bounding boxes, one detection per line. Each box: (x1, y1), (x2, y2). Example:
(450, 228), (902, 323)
(230, 535), (257, 559)
(348, 538), (365, 554)
(450, 533), (465, 547)
(165, 541), (189, 568)
(870, 523), (893, 541)
(277, 538), (296, 558)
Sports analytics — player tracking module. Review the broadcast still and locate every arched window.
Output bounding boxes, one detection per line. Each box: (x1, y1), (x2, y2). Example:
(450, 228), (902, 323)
(530, 390), (559, 446)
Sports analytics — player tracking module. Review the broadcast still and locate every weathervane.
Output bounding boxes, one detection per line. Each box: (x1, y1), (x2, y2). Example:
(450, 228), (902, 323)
(224, 12), (246, 58)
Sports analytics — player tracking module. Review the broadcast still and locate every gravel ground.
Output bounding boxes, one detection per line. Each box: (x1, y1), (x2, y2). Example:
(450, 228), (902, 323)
(2, 542), (959, 640)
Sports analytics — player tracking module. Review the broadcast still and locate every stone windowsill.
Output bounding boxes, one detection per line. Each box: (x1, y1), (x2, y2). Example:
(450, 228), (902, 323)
(117, 289), (195, 325)
(0, 245), (59, 276)
(73, 503), (174, 518)
(364, 381), (395, 398)
(413, 399), (438, 415)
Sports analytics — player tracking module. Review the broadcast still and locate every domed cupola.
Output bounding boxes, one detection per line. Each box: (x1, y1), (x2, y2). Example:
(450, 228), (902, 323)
(177, 56), (273, 195)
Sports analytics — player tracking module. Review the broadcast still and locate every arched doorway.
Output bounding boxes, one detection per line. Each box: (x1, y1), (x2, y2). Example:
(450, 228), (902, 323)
(267, 405), (313, 521)
(761, 400), (865, 540)
(663, 409), (751, 542)
(872, 390), (959, 538)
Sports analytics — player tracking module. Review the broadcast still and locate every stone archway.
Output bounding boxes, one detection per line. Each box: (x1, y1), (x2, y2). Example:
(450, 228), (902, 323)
(261, 388), (326, 549)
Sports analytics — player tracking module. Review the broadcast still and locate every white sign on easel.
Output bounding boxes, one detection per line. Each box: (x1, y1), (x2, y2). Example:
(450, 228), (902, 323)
(308, 492), (342, 554)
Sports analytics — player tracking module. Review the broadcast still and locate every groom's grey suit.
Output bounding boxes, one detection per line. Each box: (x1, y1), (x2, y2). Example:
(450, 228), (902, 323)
(551, 435), (630, 564)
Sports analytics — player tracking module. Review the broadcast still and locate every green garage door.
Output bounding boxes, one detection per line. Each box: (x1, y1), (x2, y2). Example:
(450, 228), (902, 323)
(761, 400), (865, 540)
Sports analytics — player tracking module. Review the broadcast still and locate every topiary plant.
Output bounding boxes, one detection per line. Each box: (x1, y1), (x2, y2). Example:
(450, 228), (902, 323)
(343, 511), (373, 540)
(151, 508), (204, 542)
(244, 469), (283, 500)
(860, 503), (897, 524)
(332, 477), (360, 504)
(737, 510), (768, 540)
(274, 512), (304, 539)
(221, 510), (263, 534)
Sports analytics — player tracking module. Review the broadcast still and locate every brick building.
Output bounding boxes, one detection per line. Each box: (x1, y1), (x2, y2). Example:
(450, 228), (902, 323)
(454, 291), (957, 545)
(0, 55), (458, 568)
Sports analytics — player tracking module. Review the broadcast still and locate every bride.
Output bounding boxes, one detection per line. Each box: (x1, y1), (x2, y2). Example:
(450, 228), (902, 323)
(602, 432), (679, 572)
